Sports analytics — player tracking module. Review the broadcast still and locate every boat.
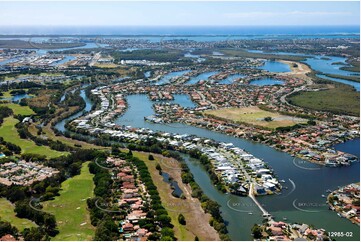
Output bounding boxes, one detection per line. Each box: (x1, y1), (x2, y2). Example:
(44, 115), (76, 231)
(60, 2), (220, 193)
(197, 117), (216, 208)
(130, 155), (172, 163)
(326, 189), (332, 193)
(283, 217), (287, 221)
(279, 179), (285, 183)
(248, 212), (253, 215)
(337, 213), (342, 217)
(321, 194), (326, 198)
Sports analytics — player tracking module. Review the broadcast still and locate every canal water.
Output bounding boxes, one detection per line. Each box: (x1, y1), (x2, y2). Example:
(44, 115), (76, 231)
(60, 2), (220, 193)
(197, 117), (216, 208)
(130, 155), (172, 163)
(0, 93), (33, 102)
(257, 60), (291, 73)
(316, 74), (360, 92)
(155, 94), (196, 108)
(186, 71), (219, 85)
(217, 74), (245, 84)
(161, 172), (183, 198)
(114, 94), (360, 241)
(249, 78), (285, 86)
(55, 89), (92, 132)
(156, 70), (191, 85)
(247, 50), (360, 90)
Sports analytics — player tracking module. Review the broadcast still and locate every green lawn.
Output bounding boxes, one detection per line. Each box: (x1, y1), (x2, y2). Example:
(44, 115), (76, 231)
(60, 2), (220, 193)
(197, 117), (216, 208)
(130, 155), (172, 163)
(0, 103), (34, 116)
(42, 162), (95, 241)
(0, 117), (66, 158)
(205, 106), (306, 129)
(0, 198), (37, 231)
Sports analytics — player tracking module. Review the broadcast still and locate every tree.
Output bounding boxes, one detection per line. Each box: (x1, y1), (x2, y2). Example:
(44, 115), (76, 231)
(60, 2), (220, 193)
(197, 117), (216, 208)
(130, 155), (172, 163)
(161, 227), (175, 238)
(148, 154), (155, 160)
(0, 220), (18, 238)
(251, 224), (263, 239)
(178, 214), (186, 225)
(158, 214), (172, 227)
(264, 116), (273, 122)
(22, 227), (44, 241)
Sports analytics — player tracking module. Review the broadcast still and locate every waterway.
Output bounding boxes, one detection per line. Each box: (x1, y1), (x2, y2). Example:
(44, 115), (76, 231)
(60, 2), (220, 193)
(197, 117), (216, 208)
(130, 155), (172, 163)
(155, 94), (196, 109)
(246, 50), (360, 90)
(0, 93), (33, 102)
(55, 89), (92, 132)
(217, 74), (245, 84)
(50, 55), (76, 66)
(113, 94), (359, 241)
(317, 74), (360, 92)
(56, 84), (360, 240)
(249, 78), (285, 86)
(156, 70), (191, 85)
(186, 71), (219, 85)
(257, 60), (291, 73)
(161, 172), (183, 198)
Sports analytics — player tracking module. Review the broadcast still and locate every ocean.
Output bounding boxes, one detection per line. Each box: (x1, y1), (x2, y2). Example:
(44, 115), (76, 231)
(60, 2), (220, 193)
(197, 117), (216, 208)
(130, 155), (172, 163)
(0, 25), (359, 37)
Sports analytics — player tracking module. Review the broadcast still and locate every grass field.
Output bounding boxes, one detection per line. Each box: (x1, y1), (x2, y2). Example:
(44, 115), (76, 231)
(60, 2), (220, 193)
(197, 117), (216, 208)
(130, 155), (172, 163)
(133, 152), (194, 240)
(0, 117), (66, 158)
(0, 103), (34, 116)
(324, 73), (360, 83)
(287, 84), (360, 117)
(205, 106), (306, 129)
(42, 162), (95, 241)
(0, 198), (37, 231)
(218, 49), (308, 62)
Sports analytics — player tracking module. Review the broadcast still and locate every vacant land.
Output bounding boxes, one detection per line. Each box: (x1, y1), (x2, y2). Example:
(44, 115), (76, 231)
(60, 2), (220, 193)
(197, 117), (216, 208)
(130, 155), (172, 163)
(0, 103), (34, 116)
(0, 198), (37, 231)
(324, 73), (360, 83)
(218, 49), (308, 62)
(205, 106), (306, 129)
(42, 162), (95, 241)
(0, 117), (66, 158)
(288, 84), (360, 117)
(133, 152), (219, 241)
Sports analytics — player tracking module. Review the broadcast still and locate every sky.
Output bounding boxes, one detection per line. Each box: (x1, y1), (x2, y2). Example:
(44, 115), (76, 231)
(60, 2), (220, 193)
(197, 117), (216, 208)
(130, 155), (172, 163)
(0, 1), (359, 27)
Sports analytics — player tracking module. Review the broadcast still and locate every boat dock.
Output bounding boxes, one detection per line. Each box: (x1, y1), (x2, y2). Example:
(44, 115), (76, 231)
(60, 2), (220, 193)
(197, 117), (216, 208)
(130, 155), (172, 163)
(249, 183), (272, 220)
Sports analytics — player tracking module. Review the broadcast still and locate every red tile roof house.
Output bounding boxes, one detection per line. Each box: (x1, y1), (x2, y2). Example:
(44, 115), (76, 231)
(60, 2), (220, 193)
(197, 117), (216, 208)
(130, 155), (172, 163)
(122, 175), (135, 182)
(121, 167), (133, 174)
(0, 235), (16, 241)
(122, 182), (136, 189)
(122, 222), (134, 232)
(136, 228), (148, 237)
(272, 221), (286, 228)
(117, 172), (127, 178)
(268, 225), (284, 236)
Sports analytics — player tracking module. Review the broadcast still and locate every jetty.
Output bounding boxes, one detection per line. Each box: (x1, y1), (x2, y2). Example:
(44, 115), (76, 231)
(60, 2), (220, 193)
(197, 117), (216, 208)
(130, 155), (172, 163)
(249, 183), (272, 220)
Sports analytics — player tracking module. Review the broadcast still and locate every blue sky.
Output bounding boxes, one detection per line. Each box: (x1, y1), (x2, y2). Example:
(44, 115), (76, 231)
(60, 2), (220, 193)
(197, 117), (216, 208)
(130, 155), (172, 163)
(0, 1), (359, 26)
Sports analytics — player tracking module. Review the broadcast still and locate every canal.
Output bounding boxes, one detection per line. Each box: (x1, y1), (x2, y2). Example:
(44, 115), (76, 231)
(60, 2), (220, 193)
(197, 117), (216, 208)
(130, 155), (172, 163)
(57, 87), (360, 241)
(114, 94), (360, 241)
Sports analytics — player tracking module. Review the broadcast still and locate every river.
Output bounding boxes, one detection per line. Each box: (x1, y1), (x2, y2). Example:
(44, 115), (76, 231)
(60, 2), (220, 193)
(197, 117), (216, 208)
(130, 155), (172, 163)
(247, 50), (360, 90)
(55, 88), (360, 241)
(55, 88), (92, 132)
(52, 57), (360, 241)
(111, 94), (359, 241)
